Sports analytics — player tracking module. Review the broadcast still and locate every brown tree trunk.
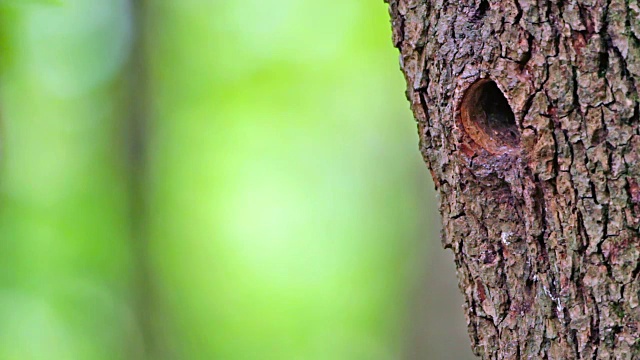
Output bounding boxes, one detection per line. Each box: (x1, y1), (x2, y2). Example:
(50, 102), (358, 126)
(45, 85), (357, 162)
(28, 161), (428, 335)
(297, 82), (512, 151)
(386, 0), (640, 358)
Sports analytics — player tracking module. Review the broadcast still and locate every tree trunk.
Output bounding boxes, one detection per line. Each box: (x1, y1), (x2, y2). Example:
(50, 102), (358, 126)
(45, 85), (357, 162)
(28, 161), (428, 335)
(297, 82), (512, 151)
(386, 0), (640, 358)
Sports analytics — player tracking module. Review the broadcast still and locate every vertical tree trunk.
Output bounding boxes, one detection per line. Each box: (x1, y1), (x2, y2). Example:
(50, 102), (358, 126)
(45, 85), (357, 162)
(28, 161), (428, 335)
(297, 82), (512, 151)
(387, 0), (640, 358)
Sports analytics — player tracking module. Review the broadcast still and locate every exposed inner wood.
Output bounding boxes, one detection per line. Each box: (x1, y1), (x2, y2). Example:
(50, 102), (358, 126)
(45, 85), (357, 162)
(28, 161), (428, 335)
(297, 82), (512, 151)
(460, 79), (520, 154)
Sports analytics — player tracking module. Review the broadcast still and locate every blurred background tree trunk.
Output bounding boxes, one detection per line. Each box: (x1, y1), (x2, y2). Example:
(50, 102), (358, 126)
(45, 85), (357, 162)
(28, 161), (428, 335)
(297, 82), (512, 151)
(388, 0), (640, 358)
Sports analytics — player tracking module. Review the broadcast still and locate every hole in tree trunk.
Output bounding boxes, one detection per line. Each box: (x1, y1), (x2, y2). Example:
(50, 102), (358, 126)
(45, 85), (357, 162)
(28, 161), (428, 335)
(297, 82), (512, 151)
(459, 79), (520, 154)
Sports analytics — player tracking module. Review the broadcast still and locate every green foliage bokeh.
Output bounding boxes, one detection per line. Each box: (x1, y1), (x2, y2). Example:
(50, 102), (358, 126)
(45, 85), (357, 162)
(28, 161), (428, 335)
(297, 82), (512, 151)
(0, 1), (440, 359)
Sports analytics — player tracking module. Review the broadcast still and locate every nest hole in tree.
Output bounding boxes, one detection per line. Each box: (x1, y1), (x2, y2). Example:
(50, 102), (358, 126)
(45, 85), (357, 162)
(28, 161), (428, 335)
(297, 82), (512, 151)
(459, 79), (520, 154)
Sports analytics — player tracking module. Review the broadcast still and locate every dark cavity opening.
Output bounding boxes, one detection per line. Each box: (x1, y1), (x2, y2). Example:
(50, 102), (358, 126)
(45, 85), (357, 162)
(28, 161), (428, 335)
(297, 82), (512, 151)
(472, 0), (490, 21)
(459, 79), (520, 154)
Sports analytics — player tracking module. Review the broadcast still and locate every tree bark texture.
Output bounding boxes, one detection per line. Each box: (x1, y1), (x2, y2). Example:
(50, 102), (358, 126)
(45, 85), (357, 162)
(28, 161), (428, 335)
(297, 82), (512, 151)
(387, 0), (640, 358)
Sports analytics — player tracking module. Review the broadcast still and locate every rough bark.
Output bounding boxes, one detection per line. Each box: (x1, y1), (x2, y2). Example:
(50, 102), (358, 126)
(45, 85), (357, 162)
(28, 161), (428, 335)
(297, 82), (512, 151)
(386, 0), (640, 358)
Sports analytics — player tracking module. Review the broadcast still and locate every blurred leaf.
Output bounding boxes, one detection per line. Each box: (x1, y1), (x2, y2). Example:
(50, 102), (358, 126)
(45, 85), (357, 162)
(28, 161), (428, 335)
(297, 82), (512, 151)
(0, 0), (62, 5)
(0, 1), (136, 359)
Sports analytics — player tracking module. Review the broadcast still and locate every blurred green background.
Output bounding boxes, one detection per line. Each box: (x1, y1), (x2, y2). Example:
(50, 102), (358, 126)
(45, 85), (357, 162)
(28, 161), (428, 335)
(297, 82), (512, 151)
(0, 1), (473, 359)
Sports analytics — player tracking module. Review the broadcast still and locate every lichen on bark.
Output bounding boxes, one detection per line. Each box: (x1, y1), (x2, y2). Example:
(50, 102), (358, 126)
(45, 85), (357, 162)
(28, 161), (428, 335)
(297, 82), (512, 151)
(386, 0), (640, 358)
